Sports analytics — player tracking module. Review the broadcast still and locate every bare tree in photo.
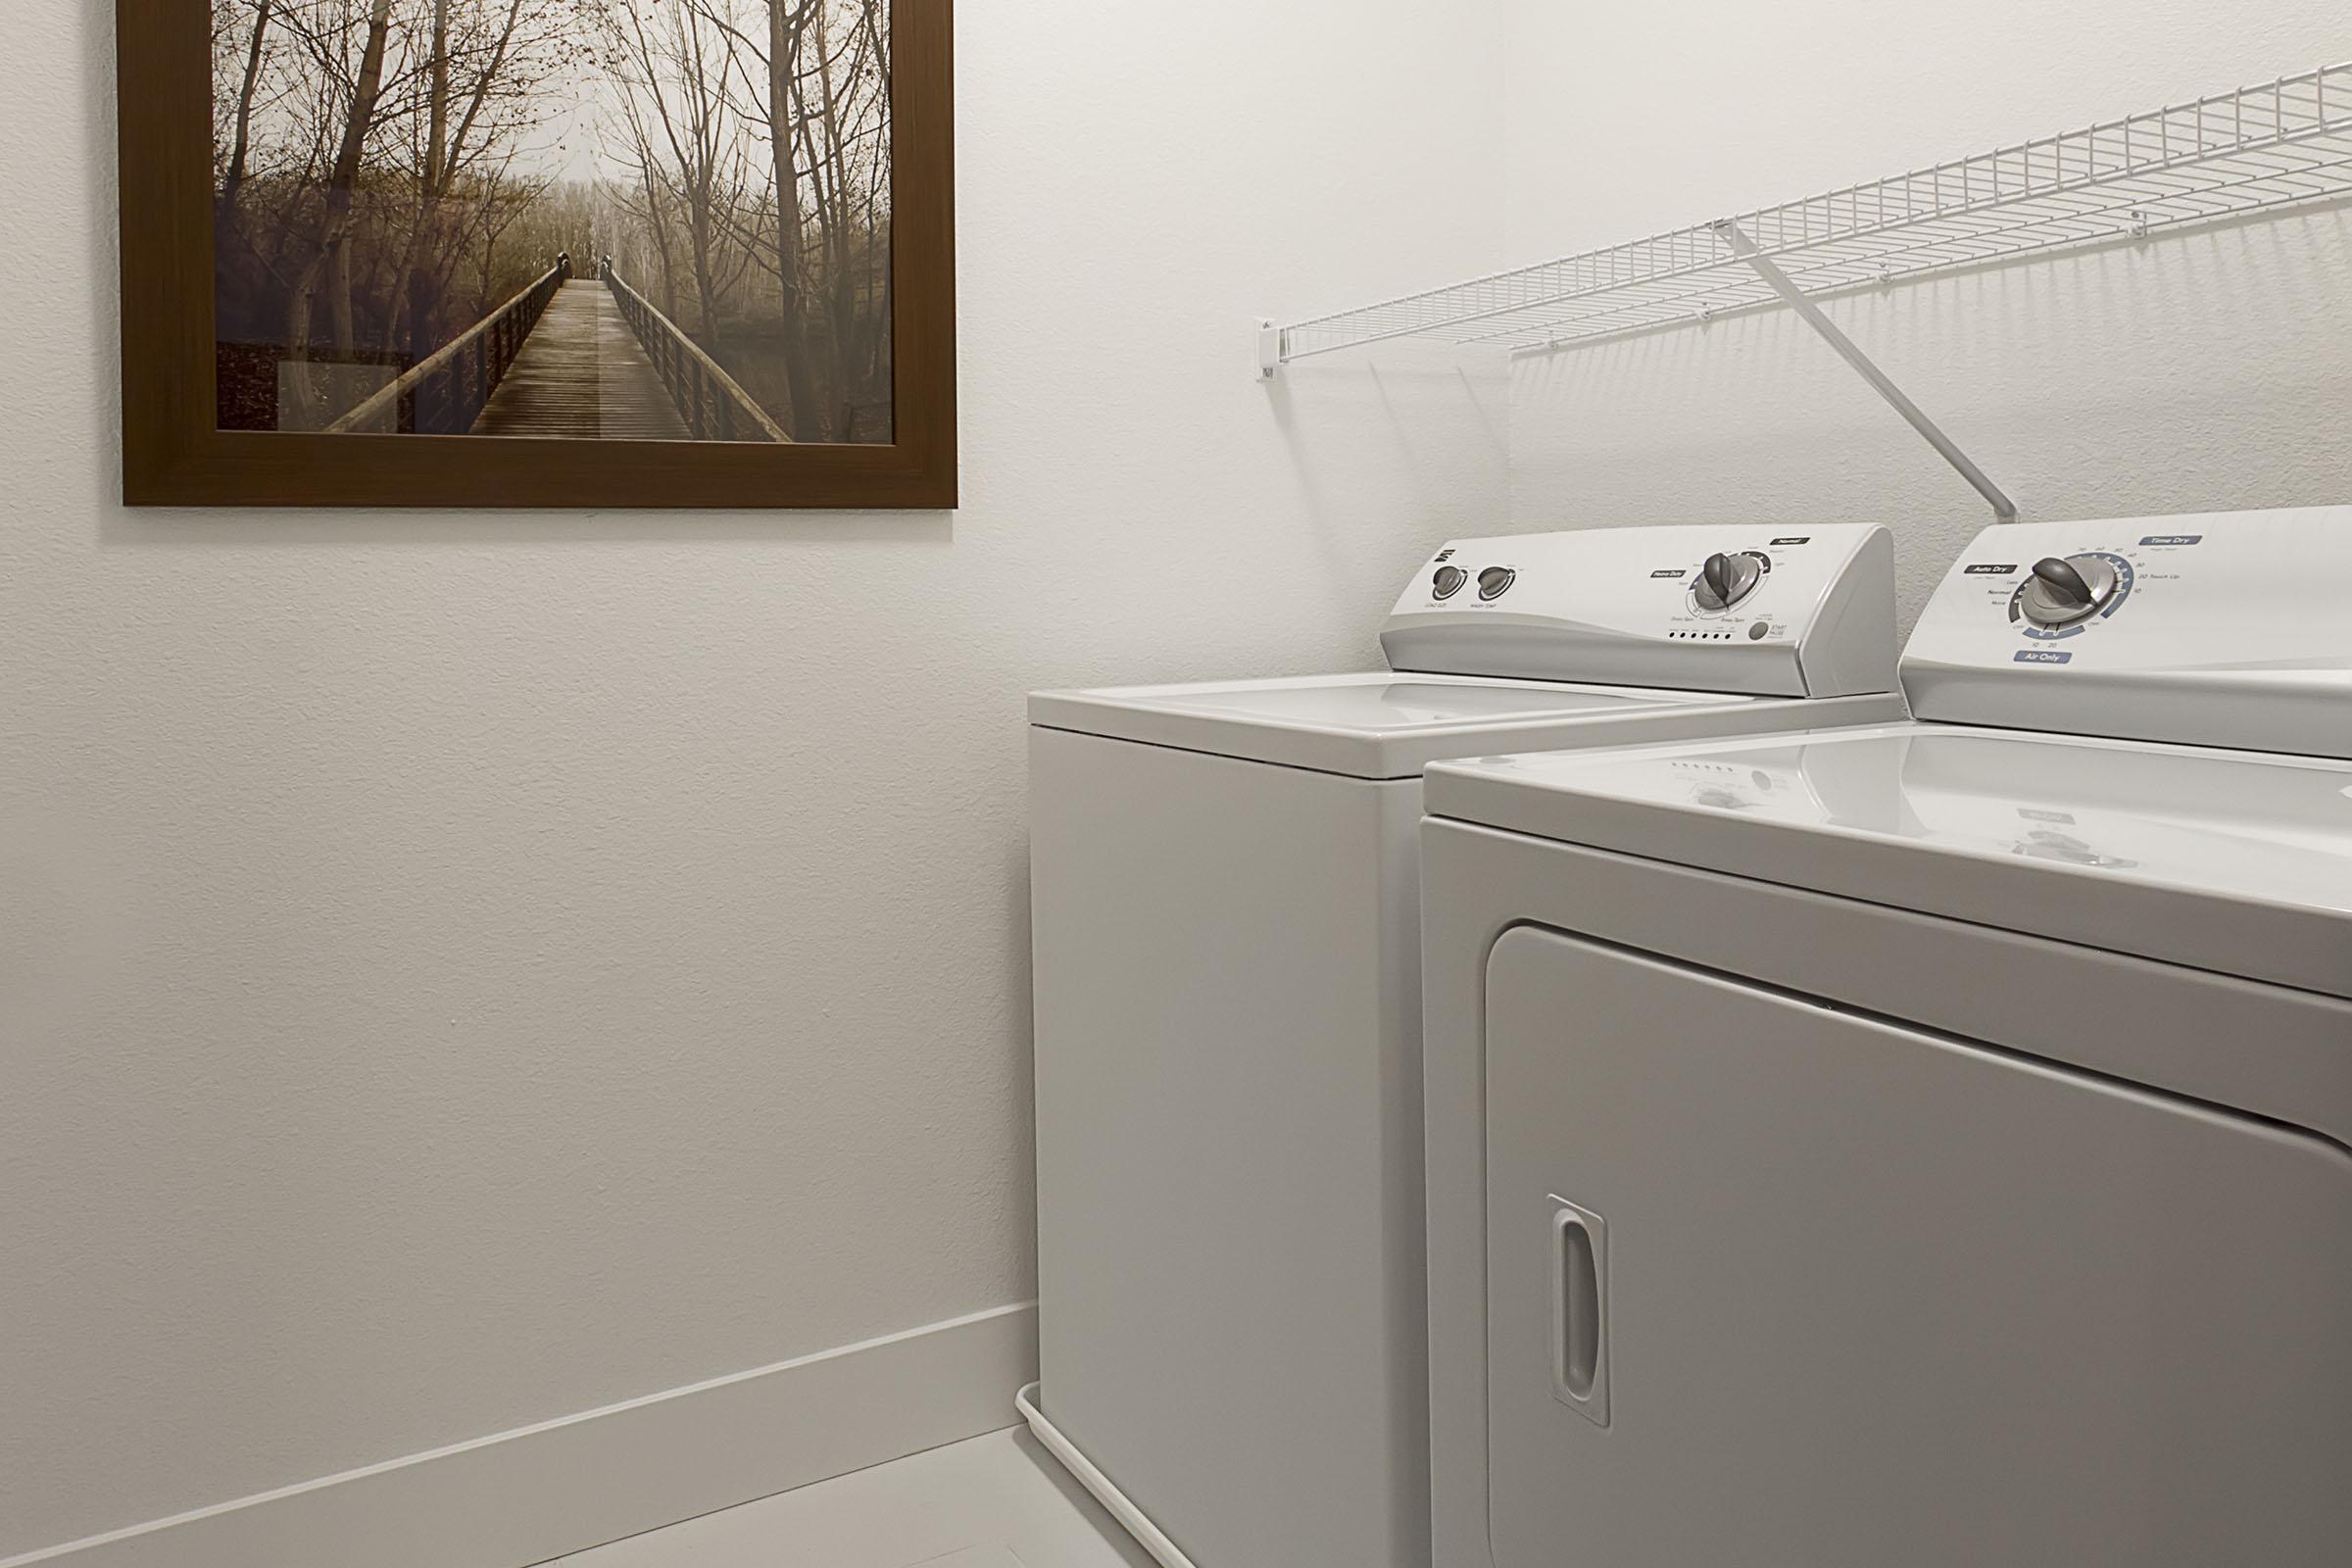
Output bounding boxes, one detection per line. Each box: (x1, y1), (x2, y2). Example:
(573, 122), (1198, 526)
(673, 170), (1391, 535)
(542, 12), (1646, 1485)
(217, 0), (275, 216)
(279, 0), (393, 418)
(803, 0), (889, 437)
(755, 0), (823, 439)
(601, 0), (760, 338)
(385, 0), (571, 350)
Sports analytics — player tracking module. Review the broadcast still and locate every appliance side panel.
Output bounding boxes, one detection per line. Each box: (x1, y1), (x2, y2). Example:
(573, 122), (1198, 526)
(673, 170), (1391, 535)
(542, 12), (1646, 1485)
(1373, 777), (1436, 1565)
(1419, 821), (1511, 1568)
(1029, 727), (1426, 1568)
(1794, 525), (1898, 697)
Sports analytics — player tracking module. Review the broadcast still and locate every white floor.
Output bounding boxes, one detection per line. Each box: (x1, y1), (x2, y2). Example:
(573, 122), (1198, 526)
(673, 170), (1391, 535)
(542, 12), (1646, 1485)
(543, 1427), (1157, 1568)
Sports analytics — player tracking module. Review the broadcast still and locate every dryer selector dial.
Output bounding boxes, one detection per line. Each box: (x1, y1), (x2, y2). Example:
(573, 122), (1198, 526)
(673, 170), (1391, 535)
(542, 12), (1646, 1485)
(2018, 554), (2121, 627)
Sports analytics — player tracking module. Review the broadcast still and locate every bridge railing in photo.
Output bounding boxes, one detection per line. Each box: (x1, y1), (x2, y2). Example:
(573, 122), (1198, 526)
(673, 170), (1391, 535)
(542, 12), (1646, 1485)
(323, 255), (572, 436)
(598, 259), (791, 444)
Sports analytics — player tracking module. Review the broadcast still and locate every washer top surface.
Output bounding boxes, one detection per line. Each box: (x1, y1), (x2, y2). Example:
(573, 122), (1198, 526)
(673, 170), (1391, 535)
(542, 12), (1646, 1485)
(1070, 672), (1729, 727)
(1426, 722), (2352, 999)
(1027, 671), (1830, 780)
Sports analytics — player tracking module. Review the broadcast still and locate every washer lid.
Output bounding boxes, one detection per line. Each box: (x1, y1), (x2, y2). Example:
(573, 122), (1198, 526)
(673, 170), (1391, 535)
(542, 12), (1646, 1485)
(1029, 672), (1770, 779)
(1425, 723), (2352, 999)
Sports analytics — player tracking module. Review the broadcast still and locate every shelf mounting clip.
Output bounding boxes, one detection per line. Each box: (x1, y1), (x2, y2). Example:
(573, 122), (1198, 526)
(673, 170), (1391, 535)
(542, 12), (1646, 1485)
(1256, 319), (1286, 380)
(1712, 220), (2017, 524)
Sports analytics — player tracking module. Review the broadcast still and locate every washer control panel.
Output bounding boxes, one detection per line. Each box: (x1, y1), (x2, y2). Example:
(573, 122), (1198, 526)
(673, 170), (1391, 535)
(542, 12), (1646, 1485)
(1380, 523), (1897, 698)
(1902, 507), (2352, 758)
(1690, 550), (1769, 612)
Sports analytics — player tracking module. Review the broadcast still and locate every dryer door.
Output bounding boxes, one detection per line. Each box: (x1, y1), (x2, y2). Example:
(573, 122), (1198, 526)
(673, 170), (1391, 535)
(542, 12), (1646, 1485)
(1485, 927), (2352, 1568)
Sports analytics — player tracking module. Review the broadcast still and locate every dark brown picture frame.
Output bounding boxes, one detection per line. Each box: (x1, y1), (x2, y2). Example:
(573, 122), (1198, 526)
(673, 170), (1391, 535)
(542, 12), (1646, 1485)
(117, 0), (956, 510)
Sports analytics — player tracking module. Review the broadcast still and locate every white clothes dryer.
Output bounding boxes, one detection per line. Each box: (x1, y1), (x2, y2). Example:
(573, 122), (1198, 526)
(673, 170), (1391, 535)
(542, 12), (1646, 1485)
(1421, 507), (2352, 1568)
(1023, 523), (1906, 1568)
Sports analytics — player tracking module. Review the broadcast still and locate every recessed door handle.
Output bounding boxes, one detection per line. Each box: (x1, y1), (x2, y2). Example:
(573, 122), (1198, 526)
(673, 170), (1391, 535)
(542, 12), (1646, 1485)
(1549, 1196), (1610, 1428)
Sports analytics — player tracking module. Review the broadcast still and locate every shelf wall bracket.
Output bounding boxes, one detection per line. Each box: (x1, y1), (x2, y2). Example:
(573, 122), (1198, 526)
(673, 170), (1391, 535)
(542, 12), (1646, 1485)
(1256, 319), (1286, 380)
(1712, 219), (2017, 524)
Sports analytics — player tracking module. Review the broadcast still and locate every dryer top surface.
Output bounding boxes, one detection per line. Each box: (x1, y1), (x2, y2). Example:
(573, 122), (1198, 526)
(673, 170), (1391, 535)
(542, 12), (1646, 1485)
(1428, 723), (2352, 999)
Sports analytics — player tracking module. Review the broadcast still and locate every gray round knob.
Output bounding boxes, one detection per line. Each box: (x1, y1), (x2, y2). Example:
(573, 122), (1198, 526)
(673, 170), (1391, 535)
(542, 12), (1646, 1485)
(2018, 554), (2120, 627)
(1692, 551), (1763, 612)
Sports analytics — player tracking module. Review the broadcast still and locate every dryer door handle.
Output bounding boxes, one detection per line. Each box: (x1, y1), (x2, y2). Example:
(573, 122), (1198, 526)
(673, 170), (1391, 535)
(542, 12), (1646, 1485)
(1549, 1196), (1611, 1428)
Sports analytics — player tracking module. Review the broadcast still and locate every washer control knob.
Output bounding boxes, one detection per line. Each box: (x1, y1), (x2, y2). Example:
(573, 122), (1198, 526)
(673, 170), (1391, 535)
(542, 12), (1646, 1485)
(1477, 566), (1517, 601)
(1692, 552), (1763, 611)
(2019, 554), (2120, 627)
(1432, 564), (1467, 600)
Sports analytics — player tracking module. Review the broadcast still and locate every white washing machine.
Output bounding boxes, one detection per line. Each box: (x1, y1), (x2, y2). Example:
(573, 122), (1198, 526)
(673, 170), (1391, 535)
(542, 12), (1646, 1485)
(1022, 524), (1908, 1568)
(1420, 507), (2352, 1568)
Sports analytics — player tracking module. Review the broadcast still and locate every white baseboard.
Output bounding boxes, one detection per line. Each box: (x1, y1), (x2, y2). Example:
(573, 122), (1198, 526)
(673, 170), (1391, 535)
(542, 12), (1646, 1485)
(4, 1300), (1037, 1568)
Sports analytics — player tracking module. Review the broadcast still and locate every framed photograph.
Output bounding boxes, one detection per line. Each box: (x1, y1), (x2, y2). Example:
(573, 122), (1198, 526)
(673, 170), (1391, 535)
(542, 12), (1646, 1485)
(117, 0), (954, 509)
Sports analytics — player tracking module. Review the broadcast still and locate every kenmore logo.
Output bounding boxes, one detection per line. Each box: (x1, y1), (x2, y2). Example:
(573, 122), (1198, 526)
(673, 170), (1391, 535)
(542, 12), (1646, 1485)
(1769, 536), (1811, 546)
(2138, 534), (2203, 547)
(1964, 564), (2017, 575)
(1650, 568), (1686, 578)
(2014, 649), (2073, 664)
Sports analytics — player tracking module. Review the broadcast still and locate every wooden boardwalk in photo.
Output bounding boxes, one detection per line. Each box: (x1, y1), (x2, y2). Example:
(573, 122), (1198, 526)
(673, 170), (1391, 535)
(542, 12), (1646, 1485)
(469, 280), (692, 441)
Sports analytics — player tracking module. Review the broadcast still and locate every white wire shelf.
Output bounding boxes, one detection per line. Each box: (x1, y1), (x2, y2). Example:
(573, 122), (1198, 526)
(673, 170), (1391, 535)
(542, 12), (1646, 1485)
(1272, 63), (2352, 367)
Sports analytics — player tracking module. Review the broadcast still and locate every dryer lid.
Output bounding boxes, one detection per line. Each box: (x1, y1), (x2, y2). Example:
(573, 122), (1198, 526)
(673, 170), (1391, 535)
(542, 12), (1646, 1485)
(1425, 723), (2352, 1000)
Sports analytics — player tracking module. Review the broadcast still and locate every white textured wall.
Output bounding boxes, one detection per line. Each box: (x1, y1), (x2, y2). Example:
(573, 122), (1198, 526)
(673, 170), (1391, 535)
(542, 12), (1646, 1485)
(0, 2), (1505, 1553)
(1501, 0), (2352, 629)
(24, 2), (2338, 1552)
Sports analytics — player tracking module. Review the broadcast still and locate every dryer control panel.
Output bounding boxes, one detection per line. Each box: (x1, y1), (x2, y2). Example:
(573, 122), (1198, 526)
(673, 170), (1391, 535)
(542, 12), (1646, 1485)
(1903, 506), (2352, 759)
(1380, 523), (1896, 698)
